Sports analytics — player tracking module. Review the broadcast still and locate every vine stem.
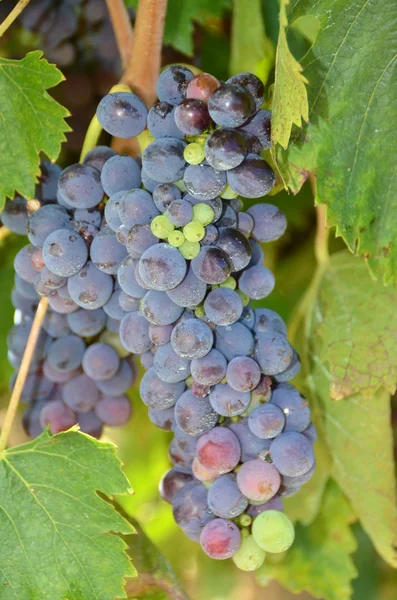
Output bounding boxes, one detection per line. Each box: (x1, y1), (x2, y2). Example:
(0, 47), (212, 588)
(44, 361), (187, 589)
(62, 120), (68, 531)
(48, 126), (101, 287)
(0, 0), (31, 37)
(105, 0), (134, 68)
(0, 297), (48, 452)
(121, 0), (168, 108)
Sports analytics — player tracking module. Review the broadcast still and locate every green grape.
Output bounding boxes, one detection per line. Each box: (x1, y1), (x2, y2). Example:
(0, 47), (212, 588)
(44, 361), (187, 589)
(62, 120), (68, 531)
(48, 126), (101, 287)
(219, 276), (236, 290)
(239, 514), (252, 527)
(179, 239), (201, 259)
(185, 375), (194, 387)
(168, 230), (185, 247)
(252, 510), (295, 553)
(232, 535), (266, 571)
(151, 215), (174, 239)
(195, 305), (205, 318)
(174, 179), (186, 192)
(220, 183), (239, 199)
(193, 203), (215, 225)
(236, 289), (250, 306)
(184, 142), (205, 165)
(183, 221), (205, 242)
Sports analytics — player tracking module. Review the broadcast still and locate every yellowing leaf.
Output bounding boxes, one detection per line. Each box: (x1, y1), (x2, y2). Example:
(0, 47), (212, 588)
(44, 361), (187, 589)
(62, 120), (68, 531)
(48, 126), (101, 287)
(258, 480), (358, 600)
(0, 52), (70, 209)
(271, 0), (309, 150)
(0, 429), (135, 599)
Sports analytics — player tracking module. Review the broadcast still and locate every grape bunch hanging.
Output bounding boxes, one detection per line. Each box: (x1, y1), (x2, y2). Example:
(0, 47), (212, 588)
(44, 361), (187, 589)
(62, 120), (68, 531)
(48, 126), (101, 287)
(3, 65), (316, 572)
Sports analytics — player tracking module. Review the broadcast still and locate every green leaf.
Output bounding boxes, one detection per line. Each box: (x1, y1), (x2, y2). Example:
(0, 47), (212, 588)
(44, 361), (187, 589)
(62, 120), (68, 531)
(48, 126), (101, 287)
(310, 252), (397, 400)
(163, 0), (232, 56)
(229, 0), (274, 85)
(258, 480), (358, 600)
(0, 429), (135, 599)
(121, 513), (188, 599)
(281, 0), (397, 283)
(0, 51), (69, 209)
(270, 0), (309, 150)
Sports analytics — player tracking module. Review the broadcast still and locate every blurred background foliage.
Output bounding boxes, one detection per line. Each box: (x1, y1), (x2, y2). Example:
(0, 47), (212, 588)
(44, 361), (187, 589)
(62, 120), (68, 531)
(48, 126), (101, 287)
(0, 0), (396, 598)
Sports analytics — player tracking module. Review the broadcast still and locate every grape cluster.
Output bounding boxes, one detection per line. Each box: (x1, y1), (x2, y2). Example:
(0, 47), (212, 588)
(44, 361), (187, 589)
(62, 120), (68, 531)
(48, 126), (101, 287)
(5, 152), (136, 438)
(3, 64), (317, 572)
(94, 66), (317, 570)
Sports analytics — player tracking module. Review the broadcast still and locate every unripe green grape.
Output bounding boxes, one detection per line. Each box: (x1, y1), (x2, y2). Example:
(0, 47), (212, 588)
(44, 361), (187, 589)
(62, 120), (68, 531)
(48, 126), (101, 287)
(183, 221), (205, 242)
(220, 184), (239, 199)
(193, 203), (215, 225)
(252, 510), (295, 553)
(151, 215), (174, 239)
(195, 305), (205, 318)
(232, 535), (266, 571)
(239, 514), (252, 527)
(168, 230), (185, 247)
(219, 276), (236, 290)
(236, 289), (250, 306)
(184, 142), (205, 165)
(174, 179), (186, 192)
(179, 240), (201, 259)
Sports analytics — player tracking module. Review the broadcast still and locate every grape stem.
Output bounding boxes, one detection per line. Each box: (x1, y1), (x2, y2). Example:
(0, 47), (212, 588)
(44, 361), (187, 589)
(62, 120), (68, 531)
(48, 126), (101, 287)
(105, 0), (134, 68)
(0, 296), (49, 452)
(0, 0), (31, 37)
(121, 0), (168, 108)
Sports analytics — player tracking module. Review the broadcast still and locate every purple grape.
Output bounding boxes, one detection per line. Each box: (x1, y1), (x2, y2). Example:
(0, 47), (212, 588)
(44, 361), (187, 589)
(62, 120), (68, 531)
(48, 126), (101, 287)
(13, 372), (53, 403)
(149, 324), (173, 346)
(90, 227), (127, 274)
(281, 461), (316, 489)
(58, 163), (104, 209)
(96, 91), (148, 138)
(77, 410), (103, 438)
(216, 227), (252, 271)
(27, 205), (73, 247)
(239, 109), (271, 149)
(42, 229), (88, 277)
(270, 431), (315, 476)
(255, 331), (293, 375)
(62, 374), (99, 413)
(95, 359), (135, 396)
(236, 459), (281, 502)
(238, 265), (275, 300)
(274, 350), (301, 382)
(95, 395), (132, 426)
(11, 289), (38, 317)
(48, 291), (78, 314)
(227, 154), (275, 198)
(152, 183), (182, 213)
(247, 495), (284, 517)
(208, 474), (248, 518)
(117, 256), (146, 298)
(119, 311), (151, 354)
(143, 138), (186, 184)
(15, 274), (39, 300)
(271, 384), (311, 433)
(141, 290), (184, 326)
(104, 191), (124, 232)
(208, 83), (255, 128)
(148, 406), (175, 431)
(302, 423), (317, 444)
(171, 318), (213, 359)
(215, 322), (254, 361)
(68, 261), (113, 310)
(205, 128), (247, 170)
(175, 389), (218, 436)
(154, 343), (191, 383)
(100, 155), (141, 196)
(191, 246), (231, 284)
(173, 481), (213, 535)
(247, 203), (287, 242)
(209, 383), (251, 417)
(1, 197), (28, 235)
(239, 306), (256, 330)
(237, 211), (255, 235)
(40, 400), (76, 434)
(204, 288), (243, 326)
(47, 335), (85, 373)
(126, 224), (158, 256)
(227, 418), (270, 462)
(165, 266), (207, 308)
(42, 359), (78, 384)
(40, 267), (66, 291)
(156, 65), (194, 105)
(140, 351), (154, 369)
(248, 403), (285, 439)
(140, 367), (185, 409)
(196, 426), (241, 474)
(166, 199), (193, 227)
(83, 146), (116, 171)
(248, 239), (264, 267)
(139, 243), (187, 291)
(42, 311), (71, 338)
(147, 102), (185, 139)
(82, 343), (120, 381)
(14, 245), (38, 284)
(118, 291), (140, 313)
(66, 308), (106, 337)
(201, 224), (218, 245)
(200, 518), (241, 560)
(191, 348), (227, 386)
(184, 163), (226, 200)
(254, 308), (287, 336)
(159, 468), (194, 503)
(103, 290), (126, 320)
(174, 98), (211, 135)
(227, 73), (264, 111)
(169, 427), (197, 471)
(226, 356), (261, 392)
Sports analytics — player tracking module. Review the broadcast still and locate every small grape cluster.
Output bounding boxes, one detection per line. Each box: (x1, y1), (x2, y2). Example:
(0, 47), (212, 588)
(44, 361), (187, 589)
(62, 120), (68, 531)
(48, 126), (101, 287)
(94, 66), (317, 570)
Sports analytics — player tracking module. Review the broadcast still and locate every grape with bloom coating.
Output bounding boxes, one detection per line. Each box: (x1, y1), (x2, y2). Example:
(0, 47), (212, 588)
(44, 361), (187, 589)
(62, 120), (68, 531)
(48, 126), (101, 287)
(196, 426), (241, 474)
(200, 518), (241, 560)
(96, 91), (148, 138)
(236, 459), (281, 502)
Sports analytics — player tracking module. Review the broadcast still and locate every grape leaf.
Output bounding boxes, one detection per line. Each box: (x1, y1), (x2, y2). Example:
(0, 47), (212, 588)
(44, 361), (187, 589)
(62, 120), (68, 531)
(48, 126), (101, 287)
(258, 479), (358, 600)
(280, 0), (397, 283)
(0, 51), (69, 210)
(270, 0), (309, 150)
(229, 0), (274, 85)
(0, 429), (135, 599)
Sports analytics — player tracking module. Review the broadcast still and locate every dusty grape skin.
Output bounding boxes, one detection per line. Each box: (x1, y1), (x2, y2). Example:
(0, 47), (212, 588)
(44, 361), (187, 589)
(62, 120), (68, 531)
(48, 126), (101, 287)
(90, 226), (127, 275)
(208, 83), (255, 128)
(174, 389), (218, 436)
(209, 383), (251, 417)
(95, 395), (132, 426)
(148, 406), (176, 431)
(1, 197), (29, 235)
(147, 102), (184, 139)
(47, 335), (85, 373)
(83, 146), (116, 171)
(117, 256), (146, 298)
(40, 400), (76, 434)
(153, 343), (191, 383)
(27, 205), (73, 248)
(77, 411), (103, 439)
(238, 265), (275, 300)
(274, 350), (301, 383)
(186, 73), (220, 103)
(140, 367), (185, 409)
(227, 73), (265, 110)
(67, 308), (106, 337)
(138, 244), (187, 291)
(120, 312), (151, 354)
(184, 163), (226, 201)
(58, 163), (104, 209)
(196, 426), (241, 475)
(172, 481), (213, 535)
(159, 468), (194, 504)
(226, 356), (261, 392)
(270, 431), (315, 477)
(62, 374), (99, 413)
(118, 189), (159, 229)
(191, 246), (232, 285)
(216, 227), (252, 271)
(215, 322), (254, 362)
(96, 92), (148, 138)
(156, 65), (194, 105)
(236, 459), (281, 502)
(169, 427), (197, 471)
(227, 154), (275, 199)
(166, 266), (207, 308)
(100, 154), (141, 196)
(271, 383), (311, 433)
(141, 290), (184, 326)
(254, 308), (287, 336)
(204, 128), (247, 171)
(248, 403), (285, 439)
(190, 349), (227, 386)
(95, 360), (135, 397)
(207, 474), (248, 518)
(82, 343), (120, 381)
(204, 288), (243, 326)
(126, 224), (158, 256)
(247, 203), (287, 242)
(227, 418), (270, 462)
(149, 324), (173, 346)
(247, 495), (284, 517)
(174, 98), (211, 135)
(171, 318), (213, 359)
(200, 518), (241, 560)
(68, 261), (114, 310)
(152, 183), (182, 213)
(255, 331), (293, 376)
(143, 138), (186, 184)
